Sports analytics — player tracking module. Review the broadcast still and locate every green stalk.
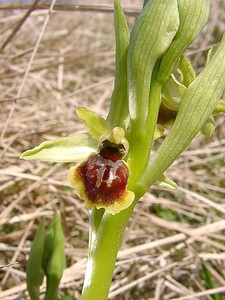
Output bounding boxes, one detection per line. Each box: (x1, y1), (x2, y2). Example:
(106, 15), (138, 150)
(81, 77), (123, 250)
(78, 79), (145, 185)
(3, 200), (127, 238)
(81, 187), (145, 300)
(89, 208), (105, 250)
(128, 77), (162, 185)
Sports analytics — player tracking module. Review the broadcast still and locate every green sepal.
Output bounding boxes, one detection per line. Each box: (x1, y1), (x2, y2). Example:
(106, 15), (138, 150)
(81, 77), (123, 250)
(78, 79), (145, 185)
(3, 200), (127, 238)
(162, 74), (186, 111)
(178, 55), (196, 87)
(26, 220), (45, 300)
(154, 125), (165, 140)
(201, 116), (215, 137)
(155, 174), (177, 190)
(20, 133), (97, 163)
(107, 0), (130, 128)
(162, 56), (196, 111)
(76, 107), (110, 140)
(43, 211), (65, 300)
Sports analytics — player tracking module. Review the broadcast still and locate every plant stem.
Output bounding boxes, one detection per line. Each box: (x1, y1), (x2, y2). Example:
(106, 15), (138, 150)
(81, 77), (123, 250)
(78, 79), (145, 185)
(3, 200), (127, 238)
(81, 188), (144, 300)
(128, 78), (162, 185)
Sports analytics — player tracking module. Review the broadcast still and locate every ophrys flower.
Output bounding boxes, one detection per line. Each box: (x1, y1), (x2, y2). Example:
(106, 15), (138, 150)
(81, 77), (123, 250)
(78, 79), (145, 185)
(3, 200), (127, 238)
(21, 109), (134, 215)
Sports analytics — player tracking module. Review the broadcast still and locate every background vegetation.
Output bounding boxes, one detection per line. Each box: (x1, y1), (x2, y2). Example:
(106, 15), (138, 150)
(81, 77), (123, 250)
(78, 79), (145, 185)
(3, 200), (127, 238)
(0, 1), (225, 299)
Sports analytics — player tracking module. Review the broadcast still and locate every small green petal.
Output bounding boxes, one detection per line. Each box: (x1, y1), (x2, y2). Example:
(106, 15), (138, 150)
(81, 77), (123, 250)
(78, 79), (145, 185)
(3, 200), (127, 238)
(201, 116), (215, 137)
(178, 55), (196, 87)
(76, 107), (111, 140)
(162, 74), (186, 111)
(20, 134), (97, 163)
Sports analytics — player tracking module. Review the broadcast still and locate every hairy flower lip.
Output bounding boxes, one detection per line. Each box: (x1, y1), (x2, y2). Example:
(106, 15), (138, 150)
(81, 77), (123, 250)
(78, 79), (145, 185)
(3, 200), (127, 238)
(68, 153), (135, 215)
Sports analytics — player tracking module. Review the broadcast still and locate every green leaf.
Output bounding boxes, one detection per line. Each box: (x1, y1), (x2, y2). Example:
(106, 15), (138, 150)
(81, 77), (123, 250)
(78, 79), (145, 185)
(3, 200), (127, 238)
(155, 207), (178, 222)
(20, 134), (97, 163)
(112, 0), (129, 88)
(44, 211), (65, 300)
(26, 220), (45, 300)
(201, 263), (221, 300)
(107, 0), (130, 128)
(42, 223), (54, 276)
(157, 0), (210, 84)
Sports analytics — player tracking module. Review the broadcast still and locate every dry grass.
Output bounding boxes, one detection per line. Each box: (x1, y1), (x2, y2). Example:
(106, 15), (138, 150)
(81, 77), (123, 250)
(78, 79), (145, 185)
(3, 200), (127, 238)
(0, 1), (225, 299)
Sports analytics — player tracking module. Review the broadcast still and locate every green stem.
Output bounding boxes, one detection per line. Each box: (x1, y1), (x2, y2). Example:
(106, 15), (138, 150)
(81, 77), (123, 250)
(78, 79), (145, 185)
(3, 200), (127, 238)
(128, 79), (162, 185)
(81, 187), (145, 300)
(44, 279), (58, 300)
(89, 208), (105, 250)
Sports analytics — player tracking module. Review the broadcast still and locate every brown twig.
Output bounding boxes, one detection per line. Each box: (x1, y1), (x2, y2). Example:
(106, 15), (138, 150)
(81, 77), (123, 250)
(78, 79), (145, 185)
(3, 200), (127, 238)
(0, 3), (140, 16)
(0, 0), (40, 51)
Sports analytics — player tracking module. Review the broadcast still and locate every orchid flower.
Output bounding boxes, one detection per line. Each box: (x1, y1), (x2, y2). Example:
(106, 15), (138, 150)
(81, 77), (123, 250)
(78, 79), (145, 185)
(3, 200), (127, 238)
(21, 108), (135, 215)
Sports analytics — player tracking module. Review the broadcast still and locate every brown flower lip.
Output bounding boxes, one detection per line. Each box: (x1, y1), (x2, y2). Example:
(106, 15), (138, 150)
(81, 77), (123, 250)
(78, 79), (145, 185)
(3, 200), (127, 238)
(76, 153), (129, 205)
(76, 140), (129, 205)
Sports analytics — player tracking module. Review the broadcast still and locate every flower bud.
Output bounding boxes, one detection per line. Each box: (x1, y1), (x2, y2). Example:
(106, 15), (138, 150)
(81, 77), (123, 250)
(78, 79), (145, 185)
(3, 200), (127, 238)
(157, 0), (210, 84)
